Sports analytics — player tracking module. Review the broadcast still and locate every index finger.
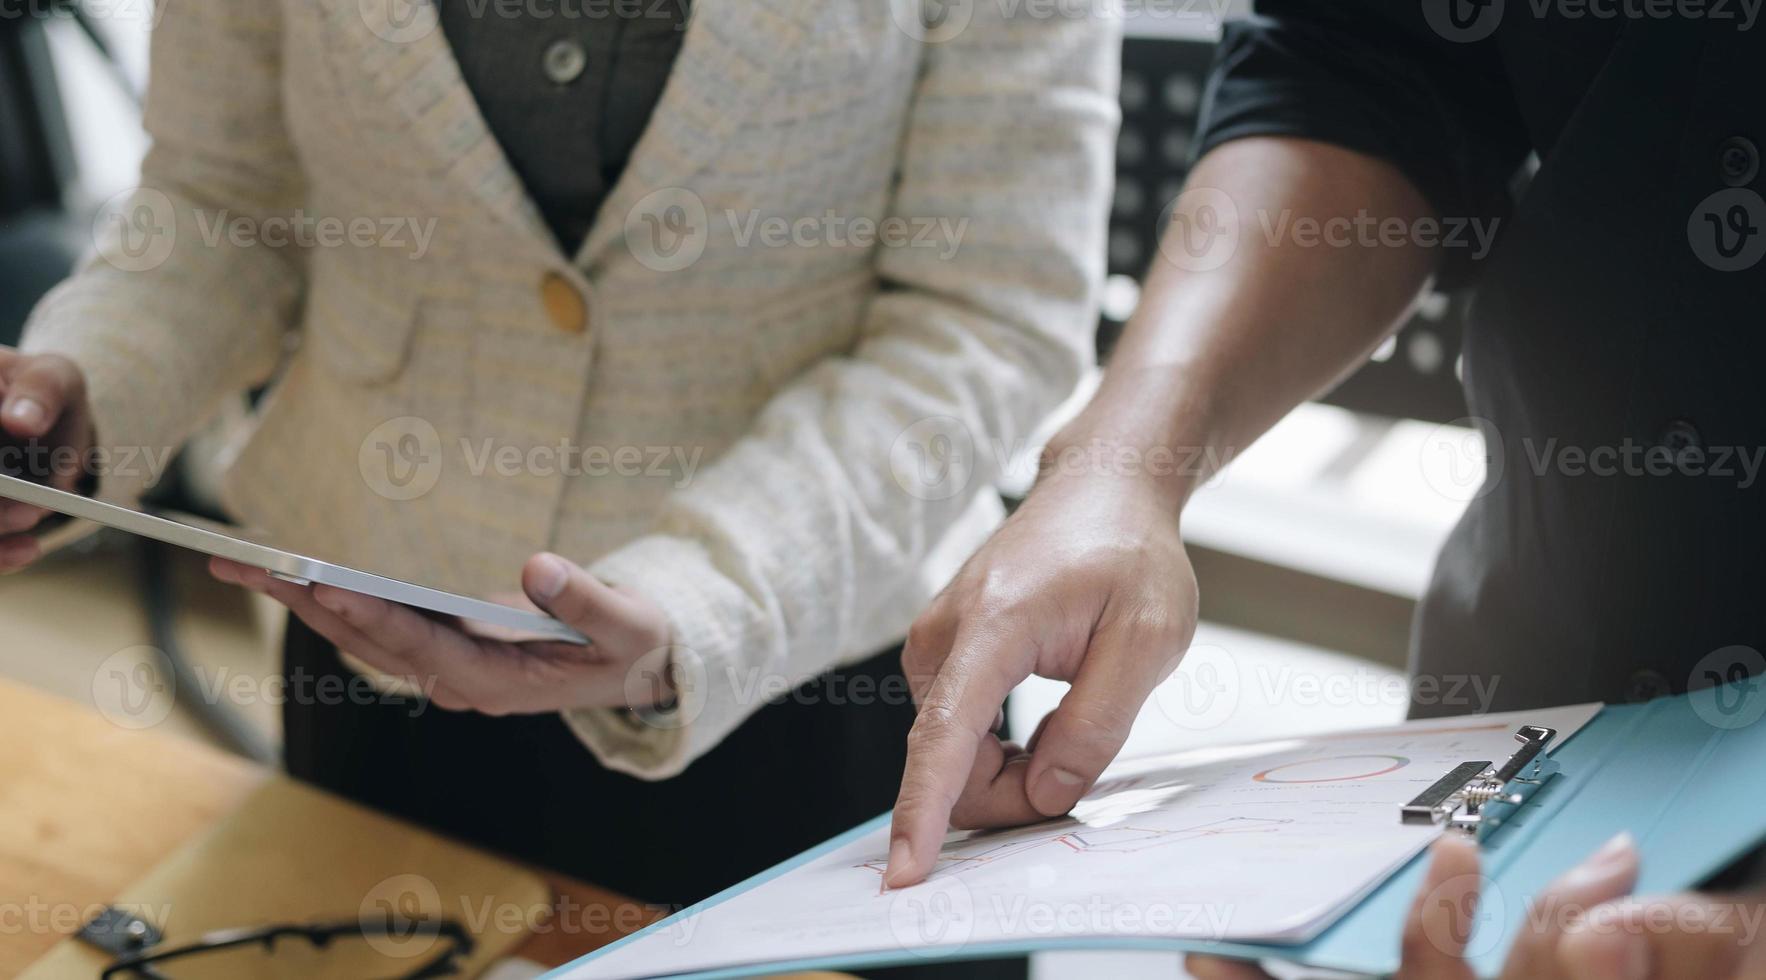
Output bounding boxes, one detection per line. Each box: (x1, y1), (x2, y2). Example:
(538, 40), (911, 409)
(886, 619), (1030, 888)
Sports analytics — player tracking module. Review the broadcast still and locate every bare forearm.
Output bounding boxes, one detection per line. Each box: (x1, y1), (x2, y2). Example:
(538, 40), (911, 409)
(1052, 136), (1439, 509)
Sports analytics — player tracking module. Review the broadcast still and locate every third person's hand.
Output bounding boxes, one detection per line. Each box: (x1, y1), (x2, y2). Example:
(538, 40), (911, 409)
(885, 466), (1198, 887)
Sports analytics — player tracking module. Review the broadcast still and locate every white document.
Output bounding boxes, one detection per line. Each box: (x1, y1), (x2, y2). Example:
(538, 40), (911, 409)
(567, 703), (1600, 979)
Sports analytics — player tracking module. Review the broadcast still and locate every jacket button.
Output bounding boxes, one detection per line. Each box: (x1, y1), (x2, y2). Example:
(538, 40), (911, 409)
(541, 272), (588, 335)
(542, 39), (588, 85)
(1719, 136), (1759, 187)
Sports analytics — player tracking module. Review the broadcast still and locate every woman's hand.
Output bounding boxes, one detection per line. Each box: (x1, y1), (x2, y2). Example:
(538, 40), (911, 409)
(1189, 833), (1766, 980)
(886, 468), (1198, 887)
(0, 348), (95, 572)
(210, 552), (676, 715)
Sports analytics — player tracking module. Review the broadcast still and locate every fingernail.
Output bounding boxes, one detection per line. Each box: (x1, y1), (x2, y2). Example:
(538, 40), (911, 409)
(314, 588), (350, 615)
(885, 838), (914, 888)
(5, 398), (45, 430)
(1029, 767), (1086, 814)
(1592, 831), (1636, 866)
(532, 554), (569, 600)
(1561, 832), (1638, 891)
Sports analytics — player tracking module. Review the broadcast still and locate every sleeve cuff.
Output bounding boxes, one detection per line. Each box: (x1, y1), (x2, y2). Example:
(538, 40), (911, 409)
(562, 534), (767, 781)
(22, 293), (174, 504)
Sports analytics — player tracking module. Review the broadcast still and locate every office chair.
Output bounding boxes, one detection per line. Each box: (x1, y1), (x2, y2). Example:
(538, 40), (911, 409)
(0, 1), (85, 347)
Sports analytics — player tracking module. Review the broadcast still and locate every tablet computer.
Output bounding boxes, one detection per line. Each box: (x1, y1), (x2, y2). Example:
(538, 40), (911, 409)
(0, 472), (588, 645)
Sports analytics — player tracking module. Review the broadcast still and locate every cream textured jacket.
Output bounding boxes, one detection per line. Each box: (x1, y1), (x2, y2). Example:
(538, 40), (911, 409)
(23, 0), (1119, 777)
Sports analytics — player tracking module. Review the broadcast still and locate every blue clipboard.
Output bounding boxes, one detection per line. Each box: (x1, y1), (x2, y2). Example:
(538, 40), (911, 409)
(548, 678), (1766, 979)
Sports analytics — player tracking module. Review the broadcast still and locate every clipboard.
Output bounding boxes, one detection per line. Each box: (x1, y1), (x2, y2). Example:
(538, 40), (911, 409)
(546, 677), (1766, 979)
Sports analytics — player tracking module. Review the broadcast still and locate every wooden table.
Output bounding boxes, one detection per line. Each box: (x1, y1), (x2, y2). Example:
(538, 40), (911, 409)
(0, 678), (739, 976)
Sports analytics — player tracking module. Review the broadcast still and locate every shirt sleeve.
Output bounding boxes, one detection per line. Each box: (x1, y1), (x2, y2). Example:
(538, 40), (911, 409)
(1195, 0), (1532, 286)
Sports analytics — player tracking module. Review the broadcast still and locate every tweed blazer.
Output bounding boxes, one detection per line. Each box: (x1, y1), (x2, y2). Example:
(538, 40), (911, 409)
(23, 0), (1119, 777)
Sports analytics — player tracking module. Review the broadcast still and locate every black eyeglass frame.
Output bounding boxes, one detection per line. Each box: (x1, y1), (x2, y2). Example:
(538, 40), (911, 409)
(99, 917), (476, 980)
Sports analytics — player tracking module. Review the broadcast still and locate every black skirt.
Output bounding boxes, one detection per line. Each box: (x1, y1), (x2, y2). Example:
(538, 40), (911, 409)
(280, 616), (1024, 979)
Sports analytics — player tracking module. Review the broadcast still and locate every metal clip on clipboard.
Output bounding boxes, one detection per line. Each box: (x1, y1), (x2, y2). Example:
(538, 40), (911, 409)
(1401, 725), (1561, 841)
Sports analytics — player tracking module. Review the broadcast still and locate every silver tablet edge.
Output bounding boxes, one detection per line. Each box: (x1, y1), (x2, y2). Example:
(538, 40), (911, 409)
(0, 474), (587, 645)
